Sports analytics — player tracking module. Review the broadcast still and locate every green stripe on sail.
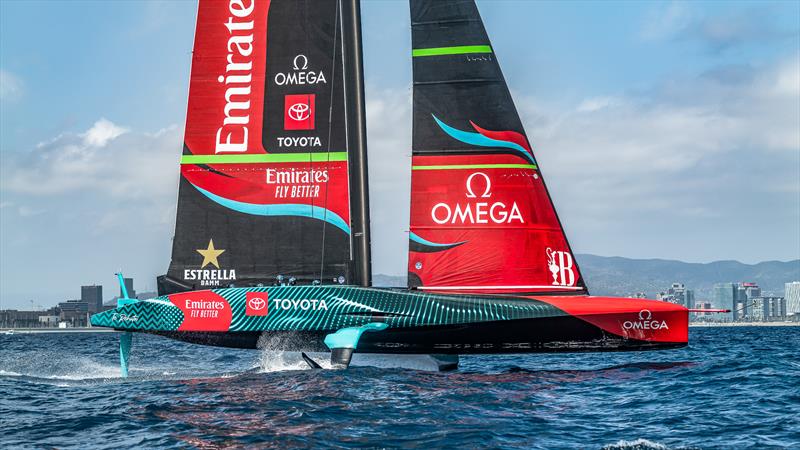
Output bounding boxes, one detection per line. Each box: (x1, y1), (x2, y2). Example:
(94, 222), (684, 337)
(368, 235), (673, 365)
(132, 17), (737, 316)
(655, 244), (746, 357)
(412, 163), (537, 171)
(181, 152), (348, 164)
(412, 45), (493, 57)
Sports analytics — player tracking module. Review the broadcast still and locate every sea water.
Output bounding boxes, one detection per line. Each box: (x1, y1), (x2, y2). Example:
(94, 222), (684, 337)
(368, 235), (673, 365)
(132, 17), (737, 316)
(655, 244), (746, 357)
(1, 327), (798, 449)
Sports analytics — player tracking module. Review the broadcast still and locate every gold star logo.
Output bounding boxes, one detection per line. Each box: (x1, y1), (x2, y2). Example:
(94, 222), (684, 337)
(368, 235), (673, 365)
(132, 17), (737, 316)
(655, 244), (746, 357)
(196, 239), (225, 269)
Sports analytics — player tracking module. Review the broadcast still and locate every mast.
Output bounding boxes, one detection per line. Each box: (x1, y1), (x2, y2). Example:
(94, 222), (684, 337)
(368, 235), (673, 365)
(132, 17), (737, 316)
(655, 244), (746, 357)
(341, 0), (372, 287)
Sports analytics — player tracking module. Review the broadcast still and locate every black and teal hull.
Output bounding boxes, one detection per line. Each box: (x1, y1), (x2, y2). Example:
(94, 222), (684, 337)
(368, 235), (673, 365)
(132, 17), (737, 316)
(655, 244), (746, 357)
(91, 286), (688, 354)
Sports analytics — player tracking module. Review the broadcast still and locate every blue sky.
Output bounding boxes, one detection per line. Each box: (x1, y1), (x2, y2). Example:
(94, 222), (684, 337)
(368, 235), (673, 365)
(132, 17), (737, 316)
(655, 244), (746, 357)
(1, 0), (798, 309)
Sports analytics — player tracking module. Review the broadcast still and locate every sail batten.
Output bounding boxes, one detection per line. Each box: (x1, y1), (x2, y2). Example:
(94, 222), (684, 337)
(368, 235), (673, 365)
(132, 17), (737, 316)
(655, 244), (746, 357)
(412, 45), (492, 57)
(180, 152), (349, 164)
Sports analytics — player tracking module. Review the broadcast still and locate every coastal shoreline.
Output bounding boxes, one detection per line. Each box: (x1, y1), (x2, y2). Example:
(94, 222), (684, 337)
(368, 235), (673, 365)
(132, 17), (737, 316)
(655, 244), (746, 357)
(0, 328), (116, 334)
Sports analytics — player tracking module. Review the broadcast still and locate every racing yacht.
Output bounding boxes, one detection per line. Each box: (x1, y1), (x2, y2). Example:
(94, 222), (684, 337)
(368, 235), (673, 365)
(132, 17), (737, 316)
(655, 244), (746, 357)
(92, 0), (690, 375)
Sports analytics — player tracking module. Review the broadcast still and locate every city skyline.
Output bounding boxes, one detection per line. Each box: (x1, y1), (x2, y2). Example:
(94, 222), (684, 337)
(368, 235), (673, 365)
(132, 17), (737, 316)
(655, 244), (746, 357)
(4, 267), (799, 313)
(4, 275), (798, 329)
(1, 1), (799, 308)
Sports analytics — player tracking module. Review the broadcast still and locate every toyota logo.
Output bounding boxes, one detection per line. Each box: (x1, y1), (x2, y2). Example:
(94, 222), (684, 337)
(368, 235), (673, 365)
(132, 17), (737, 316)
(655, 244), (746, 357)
(638, 309), (652, 320)
(248, 297), (266, 310)
(288, 102), (310, 121)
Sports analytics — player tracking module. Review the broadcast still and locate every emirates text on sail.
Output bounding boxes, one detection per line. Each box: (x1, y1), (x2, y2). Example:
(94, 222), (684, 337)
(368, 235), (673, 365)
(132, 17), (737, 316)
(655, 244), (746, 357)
(215, 0), (255, 154)
(267, 168), (329, 199)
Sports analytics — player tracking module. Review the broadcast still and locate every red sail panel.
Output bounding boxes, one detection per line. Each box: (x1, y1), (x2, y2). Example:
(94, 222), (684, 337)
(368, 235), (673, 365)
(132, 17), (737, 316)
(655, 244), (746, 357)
(185, 0), (269, 155)
(180, 0), (350, 226)
(408, 154), (584, 293)
(180, 160), (350, 225)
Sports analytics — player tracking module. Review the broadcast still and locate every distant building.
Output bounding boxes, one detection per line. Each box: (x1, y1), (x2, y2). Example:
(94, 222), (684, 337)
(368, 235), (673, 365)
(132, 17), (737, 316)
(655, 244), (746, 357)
(744, 296), (786, 321)
(691, 301), (713, 320)
(58, 299), (88, 313)
(766, 296), (787, 319)
(786, 282), (800, 316)
(56, 300), (89, 327)
(81, 285), (103, 314)
(39, 315), (59, 326)
(657, 283), (692, 307)
(121, 278), (136, 299)
(136, 291), (158, 301)
(735, 285), (749, 319)
(748, 297), (767, 321)
(742, 282), (761, 299)
(685, 290), (695, 310)
(1, 310), (51, 328)
(733, 282), (760, 318)
(60, 311), (88, 327)
(694, 301), (712, 311)
(714, 283), (736, 321)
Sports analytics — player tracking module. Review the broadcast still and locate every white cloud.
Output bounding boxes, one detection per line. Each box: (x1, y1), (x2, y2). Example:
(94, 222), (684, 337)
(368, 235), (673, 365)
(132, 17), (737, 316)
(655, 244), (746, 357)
(0, 69), (23, 102)
(576, 96), (621, 113)
(641, 1), (694, 41)
(515, 55), (799, 261)
(2, 119), (180, 200)
(81, 118), (129, 147)
(641, 2), (798, 52)
(17, 206), (45, 217)
(1, 55), (796, 288)
(772, 56), (800, 97)
(361, 55), (799, 263)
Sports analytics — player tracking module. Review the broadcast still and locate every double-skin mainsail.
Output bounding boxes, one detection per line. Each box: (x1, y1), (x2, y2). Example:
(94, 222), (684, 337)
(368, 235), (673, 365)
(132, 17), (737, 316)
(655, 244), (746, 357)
(158, 0), (371, 296)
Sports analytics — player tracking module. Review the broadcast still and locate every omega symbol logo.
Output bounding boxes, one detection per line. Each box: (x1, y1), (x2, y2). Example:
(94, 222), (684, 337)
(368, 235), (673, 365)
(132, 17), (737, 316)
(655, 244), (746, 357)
(288, 102), (311, 121)
(430, 171), (523, 225)
(293, 54), (308, 71)
(623, 309), (669, 331)
(465, 172), (491, 198)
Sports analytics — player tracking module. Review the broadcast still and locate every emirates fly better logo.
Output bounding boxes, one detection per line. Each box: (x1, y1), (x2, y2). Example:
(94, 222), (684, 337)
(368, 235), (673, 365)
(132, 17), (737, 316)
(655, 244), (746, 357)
(246, 292), (268, 316)
(284, 94), (315, 130)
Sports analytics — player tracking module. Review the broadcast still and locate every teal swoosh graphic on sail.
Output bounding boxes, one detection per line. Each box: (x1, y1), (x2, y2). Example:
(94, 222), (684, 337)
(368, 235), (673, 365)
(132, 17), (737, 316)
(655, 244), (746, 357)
(191, 184), (351, 235)
(432, 115), (535, 165)
(409, 232), (466, 253)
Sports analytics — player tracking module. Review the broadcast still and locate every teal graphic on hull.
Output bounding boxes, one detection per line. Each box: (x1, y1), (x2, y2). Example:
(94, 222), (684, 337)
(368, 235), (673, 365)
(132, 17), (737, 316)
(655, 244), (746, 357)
(91, 286), (565, 333)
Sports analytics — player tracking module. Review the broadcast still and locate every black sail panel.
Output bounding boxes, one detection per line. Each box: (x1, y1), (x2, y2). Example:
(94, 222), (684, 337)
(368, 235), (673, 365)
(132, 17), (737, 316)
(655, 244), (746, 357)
(160, 0), (356, 295)
(411, 0), (525, 154)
